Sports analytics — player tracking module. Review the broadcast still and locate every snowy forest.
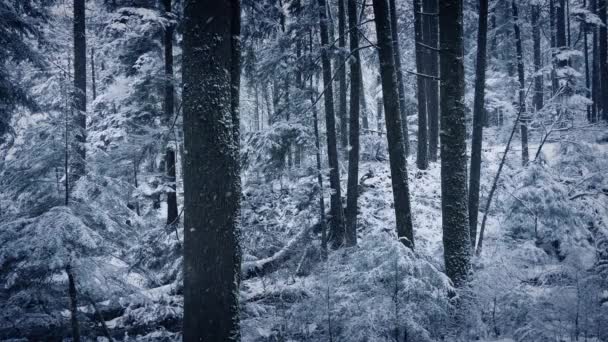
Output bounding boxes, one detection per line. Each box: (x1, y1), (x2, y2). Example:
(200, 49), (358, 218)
(1, 0), (608, 340)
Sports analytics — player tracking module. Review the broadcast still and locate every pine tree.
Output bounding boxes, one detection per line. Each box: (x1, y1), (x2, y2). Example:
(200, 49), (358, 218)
(413, 0), (428, 170)
(163, 0), (178, 226)
(182, 0), (242, 340)
(372, 0), (415, 248)
(439, 0), (470, 287)
(388, 0), (409, 156)
(72, 0), (87, 184)
(423, 0), (439, 162)
(512, 0), (529, 166)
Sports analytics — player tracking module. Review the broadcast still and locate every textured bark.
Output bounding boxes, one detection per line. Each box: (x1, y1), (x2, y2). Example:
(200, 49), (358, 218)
(512, 0), (529, 166)
(372, 0), (415, 248)
(439, 0), (471, 287)
(388, 0), (409, 156)
(66, 265), (81, 342)
(90, 48), (96, 101)
(469, 0), (488, 249)
(413, 0), (428, 170)
(338, 0), (348, 151)
(182, 0), (242, 340)
(584, 0), (592, 121)
(532, 5), (544, 112)
(600, 0), (608, 120)
(72, 0), (86, 182)
(424, 0), (439, 162)
(318, 0), (346, 247)
(345, 0), (361, 247)
(163, 0), (178, 226)
(550, 0), (559, 94)
(360, 73), (369, 130)
(591, 0), (601, 121)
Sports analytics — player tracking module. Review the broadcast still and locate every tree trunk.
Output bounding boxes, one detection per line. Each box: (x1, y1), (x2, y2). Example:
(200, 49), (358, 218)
(182, 0), (241, 340)
(591, 0), (601, 121)
(584, 0), (592, 121)
(66, 265), (81, 342)
(413, 0), (428, 170)
(389, 0), (410, 156)
(600, 0), (608, 120)
(532, 4), (544, 112)
(424, 0), (439, 162)
(360, 72), (369, 130)
(439, 0), (471, 287)
(372, 0), (415, 249)
(345, 0), (361, 247)
(550, 0), (559, 95)
(468, 0), (488, 249)
(338, 0), (348, 151)
(90, 47), (96, 101)
(318, 0), (346, 247)
(163, 0), (178, 226)
(512, 0), (529, 166)
(72, 0), (87, 183)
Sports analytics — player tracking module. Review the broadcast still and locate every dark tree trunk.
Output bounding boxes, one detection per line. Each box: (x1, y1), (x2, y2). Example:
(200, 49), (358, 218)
(439, 0), (471, 287)
(163, 0), (178, 226)
(360, 72), (369, 130)
(550, 0), (559, 94)
(90, 47), (96, 101)
(591, 0), (601, 121)
(66, 265), (81, 342)
(72, 0), (87, 182)
(556, 0), (568, 69)
(377, 74), (384, 136)
(345, 0), (361, 247)
(338, 0), (348, 151)
(600, 0), (608, 120)
(389, 0), (410, 155)
(182, 0), (241, 340)
(318, 0), (346, 247)
(512, 0), (529, 166)
(424, 0), (439, 162)
(372, 0), (415, 248)
(584, 0), (592, 121)
(532, 4), (544, 112)
(413, 0), (428, 170)
(468, 0), (488, 249)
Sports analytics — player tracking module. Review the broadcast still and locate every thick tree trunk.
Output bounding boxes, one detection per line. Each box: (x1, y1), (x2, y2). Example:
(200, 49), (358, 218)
(163, 0), (178, 226)
(469, 0), (488, 249)
(424, 0), (439, 162)
(388, 0), (410, 156)
(413, 0), (428, 170)
(338, 0), (348, 151)
(532, 5), (544, 112)
(512, 0), (529, 166)
(318, 0), (346, 247)
(345, 0), (361, 247)
(439, 0), (471, 287)
(72, 0), (86, 183)
(600, 0), (608, 120)
(66, 265), (81, 342)
(182, 0), (242, 340)
(372, 0), (415, 248)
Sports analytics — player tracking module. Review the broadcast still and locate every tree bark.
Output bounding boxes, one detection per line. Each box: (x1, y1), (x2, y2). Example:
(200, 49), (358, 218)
(584, 0), (592, 121)
(389, 0), (410, 156)
(424, 0), (439, 162)
(163, 0), (178, 226)
(90, 47), (96, 101)
(72, 0), (87, 183)
(532, 4), (544, 112)
(600, 0), (608, 120)
(372, 0), (415, 248)
(338, 0), (348, 151)
(345, 0), (361, 247)
(512, 0), (529, 166)
(182, 0), (241, 340)
(591, 0), (601, 121)
(413, 0), (428, 170)
(66, 265), (81, 342)
(439, 0), (471, 287)
(318, 0), (346, 247)
(469, 0), (488, 249)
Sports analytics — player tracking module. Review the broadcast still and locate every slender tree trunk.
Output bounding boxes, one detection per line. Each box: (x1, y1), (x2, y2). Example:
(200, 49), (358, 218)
(556, 0), (568, 69)
(512, 0), (529, 166)
(591, 0), (601, 121)
(468, 0), (488, 249)
(439, 0), (470, 287)
(550, 0), (559, 95)
(389, 0), (410, 156)
(584, 0), (592, 121)
(312, 77), (328, 256)
(66, 265), (81, 342)
(90, 47), (96, 101)
(182, 0), (241, 340)
(345, 0), (361, 247)
(600, 0), (608, 120)
(424, 0), (439, 162)
(318, 0), (346, 247)
(413, 0), (428, 170)
(338, 0), (348, 151)
(372, 0), (415, 249)
(532, 4), (544, 112)
(360, 72), (369, 130)
(163, 0), (178, 226)
(377, 74), (384, 136)
(72, 0), (87, 182)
